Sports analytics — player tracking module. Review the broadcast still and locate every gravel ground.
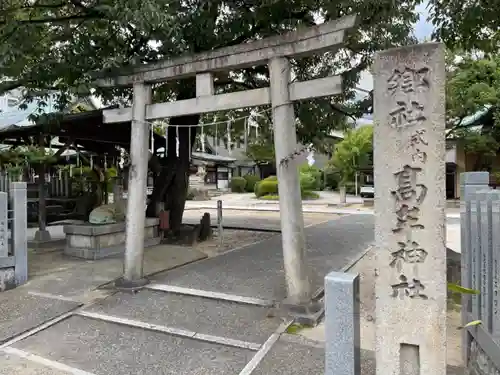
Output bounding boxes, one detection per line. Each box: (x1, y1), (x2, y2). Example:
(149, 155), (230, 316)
(193, 229), (278, 257)
(300, 247), (464, 367)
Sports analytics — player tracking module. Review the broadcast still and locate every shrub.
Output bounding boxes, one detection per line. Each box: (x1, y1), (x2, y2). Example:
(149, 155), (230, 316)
(263, 175), (277, 182)
(299, 164), (322, 190)
(324, 170), (339, 191)
(344, 181), (356, 195)
(299, 172), (317, 191)
(230, 177), (246, 193)
(260, 191), (319, 200)
(243, 174), (260, 192)
(254, 180), (261, 196)
(301, 190), (320, 200)
(256, 180), (278, 197)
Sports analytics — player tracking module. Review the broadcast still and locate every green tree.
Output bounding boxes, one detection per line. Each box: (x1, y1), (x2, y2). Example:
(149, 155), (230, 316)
(246, 140), (275, 164)
(328, 125), (373, 188)
(0, 0), (420, 231)
(446, 54), (500, 170)
(429, 0), (500, 54)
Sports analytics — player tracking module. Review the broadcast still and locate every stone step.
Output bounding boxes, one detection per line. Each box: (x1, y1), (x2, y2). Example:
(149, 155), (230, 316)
(82, 289), (284, 345)
(11, 315), (255, 375)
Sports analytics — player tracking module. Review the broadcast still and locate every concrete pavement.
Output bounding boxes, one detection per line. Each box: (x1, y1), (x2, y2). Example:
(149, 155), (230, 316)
(0, 211), (464, 374)
(0, 213), (376, 374)
(184, 208), (462, 253)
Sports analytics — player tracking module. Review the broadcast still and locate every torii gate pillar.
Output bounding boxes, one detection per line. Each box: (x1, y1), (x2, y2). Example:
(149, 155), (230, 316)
(269, 57), (312, 305)
(115, 82), (152, 289)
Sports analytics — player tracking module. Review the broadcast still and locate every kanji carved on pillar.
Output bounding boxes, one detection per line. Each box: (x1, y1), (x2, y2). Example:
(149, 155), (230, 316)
(390, 240), (428, 271)
(387, 65), (430, 96)
(391, 274), (428, 300)
(391, 165), (427, 233)
(389, 100), (426, 129)
(409, 129), (428, 163)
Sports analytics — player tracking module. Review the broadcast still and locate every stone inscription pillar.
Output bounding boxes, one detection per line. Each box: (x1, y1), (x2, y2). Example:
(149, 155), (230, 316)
(373, 43), (447, 375)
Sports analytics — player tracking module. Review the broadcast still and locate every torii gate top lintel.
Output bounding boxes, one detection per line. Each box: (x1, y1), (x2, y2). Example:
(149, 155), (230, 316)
(99, 14), (357, 124)
(95, 14), (357, 88)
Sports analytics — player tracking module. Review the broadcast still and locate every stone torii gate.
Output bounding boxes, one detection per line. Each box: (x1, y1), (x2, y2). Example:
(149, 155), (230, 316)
(95, 15), (357, 313)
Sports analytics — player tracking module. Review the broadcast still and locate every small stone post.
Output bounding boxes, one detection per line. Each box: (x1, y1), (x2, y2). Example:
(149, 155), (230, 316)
(268, 56), (312, 306)
(34, 133), (51, 243)
(324, 271), (360, 375)
(118, 82), (152, 289)
(0, 192), (8, 258)
(11, 182), (27, 285)
(373, 43), (447, 375)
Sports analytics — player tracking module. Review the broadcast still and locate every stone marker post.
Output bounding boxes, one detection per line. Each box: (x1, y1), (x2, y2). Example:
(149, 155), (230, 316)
(324, 271), (360, 375)
(0, 192), (8, 258)
(11, 182), (27, 285)
(373, 43), (447, 375)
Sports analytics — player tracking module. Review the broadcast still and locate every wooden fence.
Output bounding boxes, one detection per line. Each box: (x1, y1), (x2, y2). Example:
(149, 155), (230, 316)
(460, 172), (500, 372)
(0, 170), (72, 197)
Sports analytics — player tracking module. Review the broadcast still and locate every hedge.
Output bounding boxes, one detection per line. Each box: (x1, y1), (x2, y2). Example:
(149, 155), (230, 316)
(301, 190), (320, 200)
(230, 177), (246, 193)
(299, 164), (322, 190)
(324, 170), (339, 191)
(263, 175), (277, 182)
(255, 174), (323, 199)
(260, 190), (319, 200)
(243, 174), (260, 192)
(256, 180), (278, 197)
(254, 180), (261, 196)
(299, 173), (317, 191)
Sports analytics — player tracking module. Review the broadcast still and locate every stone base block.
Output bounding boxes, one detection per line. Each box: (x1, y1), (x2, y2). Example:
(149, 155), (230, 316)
(33, 229), (52, 242)
(0, 268), (16, 292)
(279, 298), (325, 326)
(63, 218), (161, 260)
(114, 277), (150, 293)
(363, 198), (374, 207)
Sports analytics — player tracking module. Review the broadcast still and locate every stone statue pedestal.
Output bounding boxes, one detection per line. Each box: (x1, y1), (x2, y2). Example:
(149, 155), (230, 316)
(63, 218), (160, 259)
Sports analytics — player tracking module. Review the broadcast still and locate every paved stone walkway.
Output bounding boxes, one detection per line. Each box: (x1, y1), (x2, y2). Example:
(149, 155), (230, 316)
(182, 209), (337, 232)
(0, 214), (463, 374)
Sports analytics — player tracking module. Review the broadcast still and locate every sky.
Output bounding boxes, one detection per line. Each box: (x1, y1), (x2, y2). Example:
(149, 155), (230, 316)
(357, 1), (433, 92)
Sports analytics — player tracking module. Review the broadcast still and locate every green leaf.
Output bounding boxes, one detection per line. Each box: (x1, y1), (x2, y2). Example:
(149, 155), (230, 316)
(0, 0), (422, 148)
(447, 283), (480, 295)
(458, 320), (482, 330)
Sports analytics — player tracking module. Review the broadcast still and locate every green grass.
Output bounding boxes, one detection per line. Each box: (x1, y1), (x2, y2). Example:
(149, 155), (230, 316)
(258, 191), (320, 201)
(259, 194), (280, 200)
(285, 323), (313, 334)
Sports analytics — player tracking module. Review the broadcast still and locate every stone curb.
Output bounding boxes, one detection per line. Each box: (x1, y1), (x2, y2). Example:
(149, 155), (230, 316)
(186, 205), (462, 219)
(185, 205), (372, 215)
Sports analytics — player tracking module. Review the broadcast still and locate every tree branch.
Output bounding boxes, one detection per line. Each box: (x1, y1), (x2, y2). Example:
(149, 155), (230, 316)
(0, 80), (25, 95)
(8, 13), (100, 24)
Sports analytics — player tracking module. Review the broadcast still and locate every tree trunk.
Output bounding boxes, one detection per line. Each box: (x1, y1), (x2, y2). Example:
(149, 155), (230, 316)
(146, 81), (199, 234)
(339, 185), (347, 204)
